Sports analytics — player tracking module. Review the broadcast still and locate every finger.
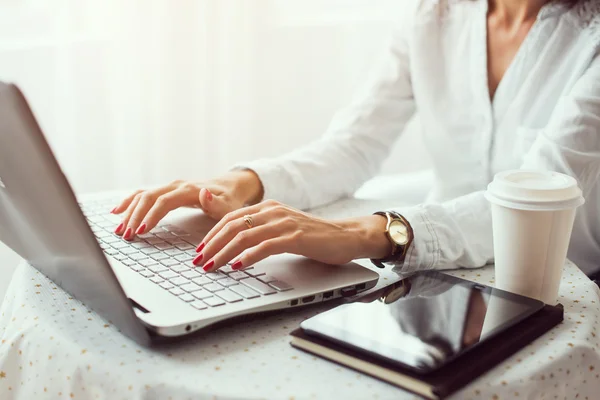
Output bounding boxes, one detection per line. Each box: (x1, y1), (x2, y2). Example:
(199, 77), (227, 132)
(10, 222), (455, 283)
(111, 190), (143, 215)
(124, 190), (164, 237)
(201, 220), (286, 271)
(194, 209), (270, 266)
(228, 237), (290, 271)
(197, 200), (279, 251)
(117, 194), (142, 239)
(138, 188), (198, 234)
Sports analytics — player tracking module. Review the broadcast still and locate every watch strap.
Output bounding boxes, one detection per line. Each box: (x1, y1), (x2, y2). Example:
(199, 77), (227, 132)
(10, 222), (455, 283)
(370, 211), (413, 268)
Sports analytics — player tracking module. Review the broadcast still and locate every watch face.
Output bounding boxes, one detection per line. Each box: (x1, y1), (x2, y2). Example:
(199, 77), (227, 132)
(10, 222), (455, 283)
(389, 220), (409, 245)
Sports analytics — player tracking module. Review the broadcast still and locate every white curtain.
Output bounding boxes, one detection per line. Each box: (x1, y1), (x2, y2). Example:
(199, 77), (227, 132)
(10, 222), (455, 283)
(0, 0), (430, 194)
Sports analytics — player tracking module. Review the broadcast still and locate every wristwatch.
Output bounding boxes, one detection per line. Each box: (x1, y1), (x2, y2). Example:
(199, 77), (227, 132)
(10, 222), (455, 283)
(370, 211), (414, 268)
(379, 279), (412, 304)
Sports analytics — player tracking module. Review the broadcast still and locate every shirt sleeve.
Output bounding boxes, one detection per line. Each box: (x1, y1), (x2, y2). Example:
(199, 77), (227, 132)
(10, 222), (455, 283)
(390, 52), (600, 273)
(232, 9), (417, 210)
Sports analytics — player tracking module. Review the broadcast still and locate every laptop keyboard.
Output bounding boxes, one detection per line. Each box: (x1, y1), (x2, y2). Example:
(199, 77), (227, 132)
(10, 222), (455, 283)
(80, 199), (294, 311)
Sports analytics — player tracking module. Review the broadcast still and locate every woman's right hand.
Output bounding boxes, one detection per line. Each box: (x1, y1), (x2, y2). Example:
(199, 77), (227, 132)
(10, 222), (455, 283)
(111, 170), (263, 240)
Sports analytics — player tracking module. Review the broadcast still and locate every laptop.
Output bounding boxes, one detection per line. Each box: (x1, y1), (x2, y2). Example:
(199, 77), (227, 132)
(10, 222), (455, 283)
(0, 82), (380, 346)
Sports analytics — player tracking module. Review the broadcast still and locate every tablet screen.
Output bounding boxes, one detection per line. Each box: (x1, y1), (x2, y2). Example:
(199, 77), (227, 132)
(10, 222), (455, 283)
(301, 271), (544, 373)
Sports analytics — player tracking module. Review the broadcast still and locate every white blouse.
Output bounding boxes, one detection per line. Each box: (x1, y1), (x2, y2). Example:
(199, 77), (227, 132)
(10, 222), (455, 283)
(236, 0), (600, 275)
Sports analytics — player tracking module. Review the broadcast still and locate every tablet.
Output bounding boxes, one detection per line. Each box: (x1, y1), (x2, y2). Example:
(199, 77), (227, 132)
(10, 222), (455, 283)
(301, 271), (544, 374)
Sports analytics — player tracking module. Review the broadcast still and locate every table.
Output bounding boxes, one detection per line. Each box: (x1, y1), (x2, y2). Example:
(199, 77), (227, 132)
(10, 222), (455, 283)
(1, 198), (600, 400)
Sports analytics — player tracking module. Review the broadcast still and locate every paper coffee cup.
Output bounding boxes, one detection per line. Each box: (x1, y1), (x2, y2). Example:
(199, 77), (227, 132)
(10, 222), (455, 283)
(485, 170), (584, 304)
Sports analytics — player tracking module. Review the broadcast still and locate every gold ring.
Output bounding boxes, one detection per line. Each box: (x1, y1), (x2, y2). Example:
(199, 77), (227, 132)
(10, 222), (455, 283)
(243, 214), (254, 229)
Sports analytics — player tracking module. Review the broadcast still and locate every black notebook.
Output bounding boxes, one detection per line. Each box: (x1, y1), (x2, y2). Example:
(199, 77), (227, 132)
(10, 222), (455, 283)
(290, 289), (563, 399)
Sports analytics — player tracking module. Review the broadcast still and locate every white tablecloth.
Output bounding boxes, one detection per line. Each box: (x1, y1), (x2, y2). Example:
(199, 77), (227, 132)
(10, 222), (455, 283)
(1, 198), (600, 400)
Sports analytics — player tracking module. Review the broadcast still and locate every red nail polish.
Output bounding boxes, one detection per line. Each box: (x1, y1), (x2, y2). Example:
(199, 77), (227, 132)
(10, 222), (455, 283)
(193, 253), (204, 265)
(196, 242), (205, 253)
(231, 260), (243, 270)
(136, 223), (147, 235)
(203, 260), (215, 272)
(114, 223), (124, 234)
(123, 227), (132, 240)
(206, 190), (213, 201)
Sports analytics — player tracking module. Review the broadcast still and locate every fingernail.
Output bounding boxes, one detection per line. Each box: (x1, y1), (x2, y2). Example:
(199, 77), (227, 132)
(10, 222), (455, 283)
(231, 260), (243, 270)
(192, 253), (204, 266)
(196, 242), (205, 253)
(123, 227), (132, 240)
(114, 222), (124, 234)
(206, 190), (213, 201)
(203, 260), (215, 272)
(136, 223), (147, 235)
(110, 207), (117, 214)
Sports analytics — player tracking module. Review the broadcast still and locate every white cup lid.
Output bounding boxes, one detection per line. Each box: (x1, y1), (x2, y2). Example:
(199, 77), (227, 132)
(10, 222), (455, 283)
(486, 170), (584, 211)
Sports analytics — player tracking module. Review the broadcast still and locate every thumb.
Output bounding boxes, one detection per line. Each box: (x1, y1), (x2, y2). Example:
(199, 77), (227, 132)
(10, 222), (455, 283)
(199, 188), (234, 220)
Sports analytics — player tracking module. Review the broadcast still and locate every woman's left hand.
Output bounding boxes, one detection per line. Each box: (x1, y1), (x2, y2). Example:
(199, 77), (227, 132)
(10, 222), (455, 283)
(193, 199), (391, 272)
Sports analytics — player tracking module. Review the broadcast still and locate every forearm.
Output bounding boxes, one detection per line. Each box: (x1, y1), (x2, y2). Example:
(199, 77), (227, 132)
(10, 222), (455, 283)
(337, 214), (392, 261)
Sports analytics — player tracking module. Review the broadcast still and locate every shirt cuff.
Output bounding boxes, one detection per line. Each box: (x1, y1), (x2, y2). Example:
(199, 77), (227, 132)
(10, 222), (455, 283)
(384, 205), (441, 274)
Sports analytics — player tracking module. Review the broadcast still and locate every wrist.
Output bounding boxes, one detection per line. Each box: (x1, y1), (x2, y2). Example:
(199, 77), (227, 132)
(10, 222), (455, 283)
(226, 169), (264, 205)
(338, 215), (392, 260)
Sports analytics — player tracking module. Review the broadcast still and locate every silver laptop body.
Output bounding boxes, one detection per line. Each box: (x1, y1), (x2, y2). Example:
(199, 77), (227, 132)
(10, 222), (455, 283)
(0, 82), (379, 346)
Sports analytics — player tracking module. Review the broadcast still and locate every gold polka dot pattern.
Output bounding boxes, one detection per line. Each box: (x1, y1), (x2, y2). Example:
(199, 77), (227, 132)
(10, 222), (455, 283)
(0, 259), (598, 399)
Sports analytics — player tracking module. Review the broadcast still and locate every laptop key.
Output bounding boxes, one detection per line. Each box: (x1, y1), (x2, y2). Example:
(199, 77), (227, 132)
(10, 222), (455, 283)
(175, 243), (194, 251)
(111, 242), (130, 250)
(141, 247), (160, 255)
(244, 268), (266, 278)
(175, 254), (194, 263)
(139, 258), (158, 267)
(159, 281), (174, 290)
(130, 253), (148, 261)
(181, 270), (202, 280)
(216, 289), (243, 303)
(120, 247), (138, 255)
(170, 264), (190, 274)
(139, 270), (154, 278)
(230, 284), (260, 299)
(169, 287), (185, 296)
(180, 282), (202, 293)
(170, 276), (190, 286)
(219, 277), (238, 287)
(113, 253), (128, 261)
(203, 296), (225, 307)
(179, 293), (195, 302)
(205, 271), (228, 281)
(269, 280), (293, 292)
(228, 271), (249, 281)
(155, 242), (173, 251)
(159, 270), (179, 280)
(148, 264), (167, 273)
(150, 253), (170, 261)
(190, 300), (207, 310)
(258, 275), (277, 284)
(160, 258), (179, 267)
(121, 259), (136, 267)
(220, 265), (235, 274)
(164, 248), (183, 256)
(204, 283), (225, 293)
(104, 248), (119, 256)
(145, 237), (164, 245)
(150, 276), (164, 284)
(241, 278), (277, 295)
(192, 289), (212, 300)
(131, 242), (151, 249)
(129, 264), (145, 272)
(192, 276), (212, 286)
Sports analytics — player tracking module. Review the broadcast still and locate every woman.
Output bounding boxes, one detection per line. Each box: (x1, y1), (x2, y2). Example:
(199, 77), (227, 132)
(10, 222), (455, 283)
(112, 0), (600, 276)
